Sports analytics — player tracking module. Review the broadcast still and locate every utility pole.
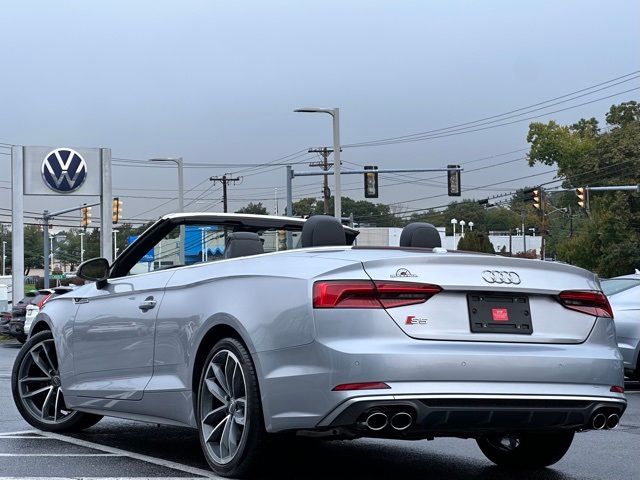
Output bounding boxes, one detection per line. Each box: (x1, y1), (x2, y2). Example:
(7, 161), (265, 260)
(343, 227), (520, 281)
(2, 241), (6, 276)
(308, 147), (334, 214)
(210, 174), (241, 213)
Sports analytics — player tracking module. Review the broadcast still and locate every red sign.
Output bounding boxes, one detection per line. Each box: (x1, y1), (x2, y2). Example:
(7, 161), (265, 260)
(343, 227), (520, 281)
(492, 308), (509, 322)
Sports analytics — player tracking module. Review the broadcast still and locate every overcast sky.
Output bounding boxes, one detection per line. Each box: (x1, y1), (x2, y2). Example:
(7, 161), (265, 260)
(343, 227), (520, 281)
(0, 0), (638, 227)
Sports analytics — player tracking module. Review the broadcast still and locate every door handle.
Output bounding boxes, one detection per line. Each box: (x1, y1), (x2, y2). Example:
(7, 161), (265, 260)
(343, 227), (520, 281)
(138, 297), (157, 312)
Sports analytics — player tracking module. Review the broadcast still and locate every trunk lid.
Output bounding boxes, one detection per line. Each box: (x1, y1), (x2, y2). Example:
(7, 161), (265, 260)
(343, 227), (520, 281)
(360, 251), (601, 344)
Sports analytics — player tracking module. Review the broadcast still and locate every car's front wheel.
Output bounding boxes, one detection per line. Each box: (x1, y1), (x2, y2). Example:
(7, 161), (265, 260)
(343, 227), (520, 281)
(11, 331), (103, 431)
(197, 338), (266, 478)
(477, 431), (575, 468)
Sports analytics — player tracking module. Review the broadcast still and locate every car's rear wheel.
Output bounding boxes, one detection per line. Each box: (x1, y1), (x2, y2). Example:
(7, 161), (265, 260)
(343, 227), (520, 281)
(197, 338), (266, 478)
(477, 431), (574, 468)
(11, 331), (102, 432)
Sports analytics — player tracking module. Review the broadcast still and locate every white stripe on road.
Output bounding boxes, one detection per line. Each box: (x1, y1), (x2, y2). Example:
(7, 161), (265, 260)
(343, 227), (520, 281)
(39, 431), (219, 479)
(0, 453), (122, 457)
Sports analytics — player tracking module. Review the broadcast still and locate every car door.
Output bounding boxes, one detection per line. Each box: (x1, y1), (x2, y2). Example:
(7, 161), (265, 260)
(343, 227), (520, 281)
(69, 270), (176, 400)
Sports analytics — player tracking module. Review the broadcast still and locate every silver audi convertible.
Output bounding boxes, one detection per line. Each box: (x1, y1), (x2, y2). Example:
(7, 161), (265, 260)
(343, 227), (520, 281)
(12, 213), (626, 477)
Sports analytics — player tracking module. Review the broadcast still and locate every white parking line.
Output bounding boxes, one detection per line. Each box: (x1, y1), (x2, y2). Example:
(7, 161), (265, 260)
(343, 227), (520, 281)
(0, 453), (122, 457)
(39, 431), (220, 479)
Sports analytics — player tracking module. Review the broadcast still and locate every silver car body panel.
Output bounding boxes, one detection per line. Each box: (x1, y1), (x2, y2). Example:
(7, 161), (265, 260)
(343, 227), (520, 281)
(606, 275), (640, 373)
(29, 214), (625, 433)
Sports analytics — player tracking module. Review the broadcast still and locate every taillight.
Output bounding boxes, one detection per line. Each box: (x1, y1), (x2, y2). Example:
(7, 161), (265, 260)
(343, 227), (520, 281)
(37, 294), (52, 309)
(313, 280), (441, 309)
(558, 290), (613, 318)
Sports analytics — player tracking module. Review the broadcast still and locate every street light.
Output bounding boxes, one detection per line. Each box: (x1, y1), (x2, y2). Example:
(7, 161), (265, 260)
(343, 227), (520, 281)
(113, 229), (119, 259)
(460, 220), (466, 237)
(149, 157), (184, 264)
(468, 221), (474, 231)
(294, 107), (342, 219)
(450, 218), (458, 249)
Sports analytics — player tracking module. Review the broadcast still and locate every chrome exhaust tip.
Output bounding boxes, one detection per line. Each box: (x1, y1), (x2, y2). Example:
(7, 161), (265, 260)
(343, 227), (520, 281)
(365, 411), (388, 431)
(606, 413), (620, 430)
(592, 412), (606, 430)
(390, 411), (413, 431)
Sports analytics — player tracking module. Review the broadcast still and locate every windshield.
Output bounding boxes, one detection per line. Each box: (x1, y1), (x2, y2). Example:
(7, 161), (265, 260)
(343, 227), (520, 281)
(601, 278), (640, 296)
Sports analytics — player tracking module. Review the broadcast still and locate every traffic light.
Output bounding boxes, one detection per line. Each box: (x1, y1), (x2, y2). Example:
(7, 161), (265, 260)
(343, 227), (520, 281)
(576, 187), (588, 209)
(112, 197), (123, 223)
(523, 187), (535, 202)
(533, 188), (542, 210)
(80, 207), (92, 227)
(363, 166), (379, 198)
(447, 164), (461, 197)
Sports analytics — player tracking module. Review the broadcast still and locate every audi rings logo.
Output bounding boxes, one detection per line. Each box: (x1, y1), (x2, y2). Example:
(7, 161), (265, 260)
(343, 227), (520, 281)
(41, 148), (88, 193)
(481, 270), (521, 284)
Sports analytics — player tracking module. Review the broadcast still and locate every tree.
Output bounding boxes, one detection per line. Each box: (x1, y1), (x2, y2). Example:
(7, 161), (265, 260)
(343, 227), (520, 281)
(236, 202), (268, 215)
(24, 226), (44, 275)
(457, 231), (495, 253)
(525, 102), (640, 276)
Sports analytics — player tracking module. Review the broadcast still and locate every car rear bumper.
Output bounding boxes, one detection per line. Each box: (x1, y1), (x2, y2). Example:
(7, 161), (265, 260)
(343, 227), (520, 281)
(8, 320), (25, 338)
(255, 317), (625, 432)
(321, 391), (626, 436)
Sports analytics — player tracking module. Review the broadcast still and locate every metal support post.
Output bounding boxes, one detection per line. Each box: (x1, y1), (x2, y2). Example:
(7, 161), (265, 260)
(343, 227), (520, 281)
(43, 212), (50, 288)
(11, 146), (24, 304)
(100, 148), (113, 264)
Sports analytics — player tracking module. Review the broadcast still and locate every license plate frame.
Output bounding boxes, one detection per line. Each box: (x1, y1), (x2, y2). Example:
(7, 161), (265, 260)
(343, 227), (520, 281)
(467, 293), (533, 335)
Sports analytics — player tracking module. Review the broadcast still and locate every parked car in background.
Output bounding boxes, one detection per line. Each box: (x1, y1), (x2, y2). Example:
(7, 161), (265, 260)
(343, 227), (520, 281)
(24, 287), (75, 337)
(0, 311), (12, 337)
(602, 273), (640, 380)
(10, 290), (53, 343)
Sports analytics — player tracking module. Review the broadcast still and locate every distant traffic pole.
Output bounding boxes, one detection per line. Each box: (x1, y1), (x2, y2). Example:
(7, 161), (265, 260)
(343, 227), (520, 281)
(294, 107), (342, 219)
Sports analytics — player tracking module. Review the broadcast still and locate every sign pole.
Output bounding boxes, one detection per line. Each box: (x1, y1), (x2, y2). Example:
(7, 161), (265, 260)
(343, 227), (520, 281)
(100, 148), (113, 263)
(11, 146), (24, 305)
(43, 212), (50, 288)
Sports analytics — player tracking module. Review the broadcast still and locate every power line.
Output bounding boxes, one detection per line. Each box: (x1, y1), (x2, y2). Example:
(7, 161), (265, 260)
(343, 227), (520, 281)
(344, 71), (640, 148)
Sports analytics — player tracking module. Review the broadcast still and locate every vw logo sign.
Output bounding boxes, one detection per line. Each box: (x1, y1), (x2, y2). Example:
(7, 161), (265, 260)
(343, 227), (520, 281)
(41, 148), (87, 193)
(481, 270), (521, 285)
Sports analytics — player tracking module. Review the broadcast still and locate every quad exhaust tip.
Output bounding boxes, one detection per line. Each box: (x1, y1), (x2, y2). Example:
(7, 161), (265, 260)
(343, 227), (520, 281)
(592, 413), (606, 430)
(390, 412), (413, 431)
(606, 413), (620, 430)
(365, 411), (388, 431)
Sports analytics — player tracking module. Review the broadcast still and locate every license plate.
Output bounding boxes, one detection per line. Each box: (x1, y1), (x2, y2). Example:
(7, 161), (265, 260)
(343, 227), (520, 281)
(467, 293), (533, 334)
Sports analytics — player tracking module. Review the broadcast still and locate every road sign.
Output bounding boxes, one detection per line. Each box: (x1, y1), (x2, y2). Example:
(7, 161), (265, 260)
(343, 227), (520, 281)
(50, 274), (66, 280)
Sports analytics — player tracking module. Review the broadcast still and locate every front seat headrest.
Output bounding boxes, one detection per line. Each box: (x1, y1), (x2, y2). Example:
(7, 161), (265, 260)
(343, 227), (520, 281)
(400, 222), (441, 248)
(224, 232), (264, 259)
(301, 215), (346, 248)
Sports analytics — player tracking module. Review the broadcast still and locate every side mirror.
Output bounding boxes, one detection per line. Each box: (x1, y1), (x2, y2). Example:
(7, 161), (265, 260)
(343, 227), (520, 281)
(76, 258), (110, 288)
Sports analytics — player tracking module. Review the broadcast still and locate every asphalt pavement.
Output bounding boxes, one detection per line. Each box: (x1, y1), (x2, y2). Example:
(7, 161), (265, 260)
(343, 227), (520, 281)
(1, 339), (639, 480)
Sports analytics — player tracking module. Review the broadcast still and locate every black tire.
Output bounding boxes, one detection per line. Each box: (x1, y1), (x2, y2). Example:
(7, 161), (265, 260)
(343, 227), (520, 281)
(11, 330), (103, 432)
(477, 431), (575, 468)
(197, 337), (267, 478)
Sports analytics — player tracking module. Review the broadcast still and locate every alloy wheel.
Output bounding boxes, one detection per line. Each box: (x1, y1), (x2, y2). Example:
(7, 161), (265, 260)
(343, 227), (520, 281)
(200, 349), (248, 465)
(17, 339), (72, 423)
